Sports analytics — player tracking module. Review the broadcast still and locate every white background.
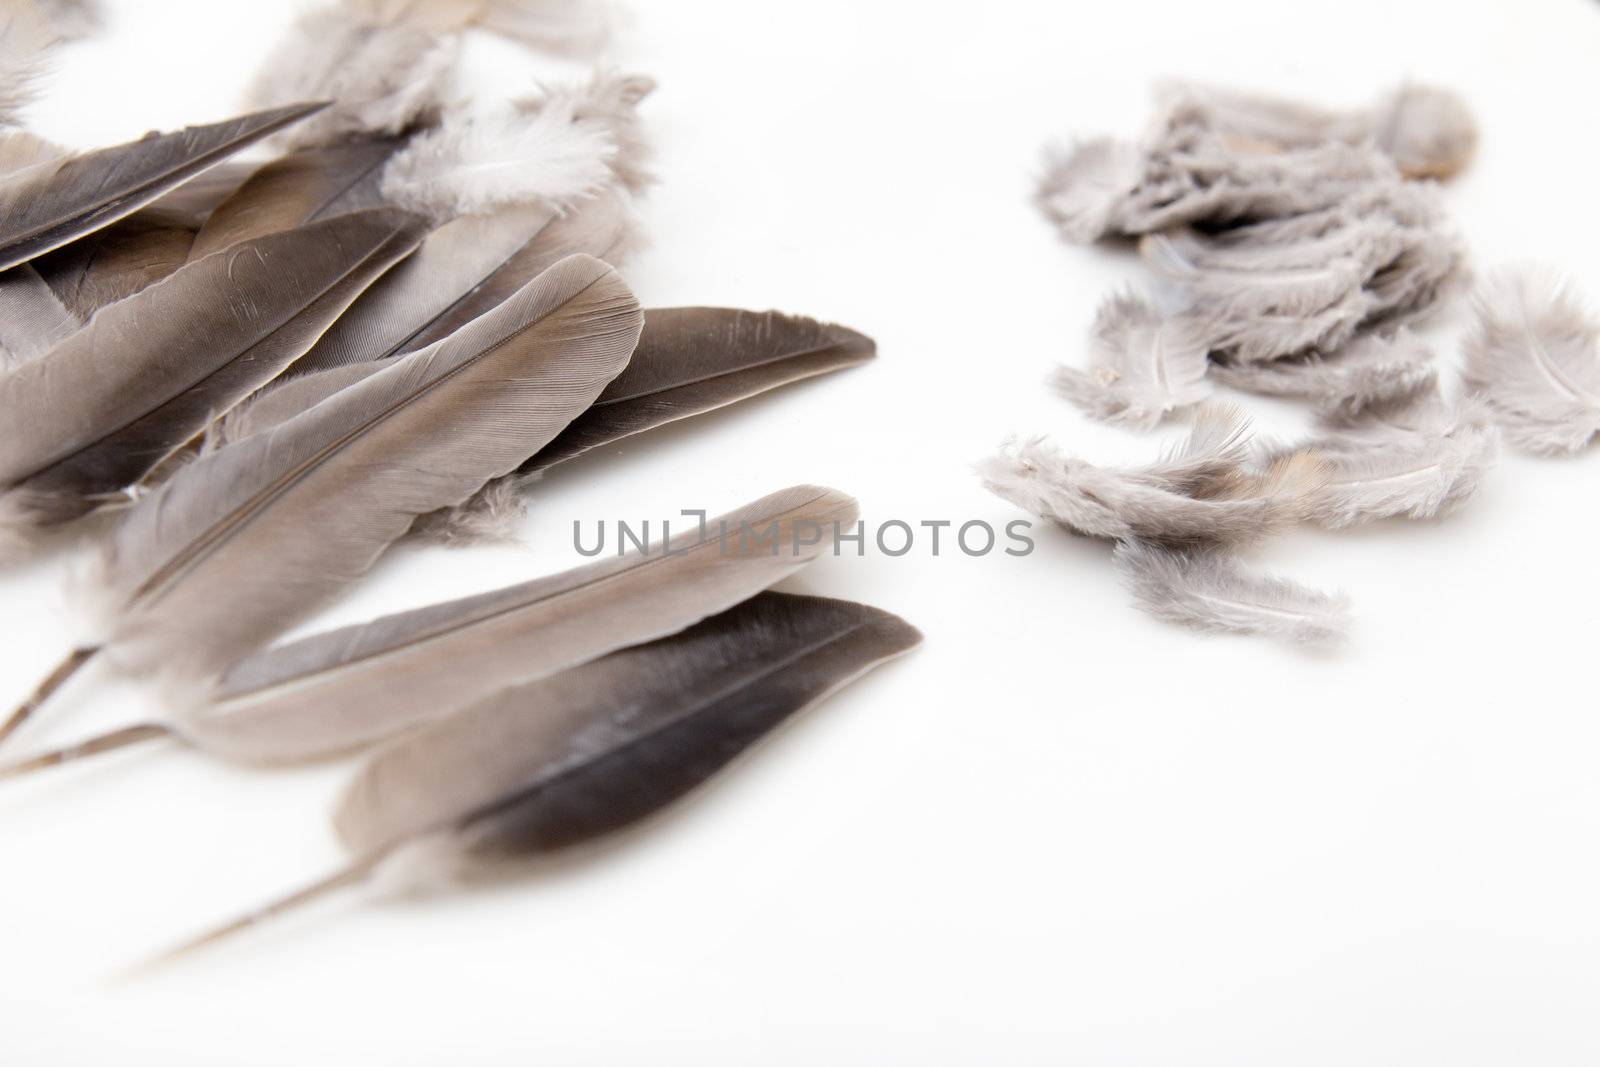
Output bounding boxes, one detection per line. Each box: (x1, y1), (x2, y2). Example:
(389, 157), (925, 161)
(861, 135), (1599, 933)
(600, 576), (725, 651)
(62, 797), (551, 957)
(3, 0), (1600, 1062)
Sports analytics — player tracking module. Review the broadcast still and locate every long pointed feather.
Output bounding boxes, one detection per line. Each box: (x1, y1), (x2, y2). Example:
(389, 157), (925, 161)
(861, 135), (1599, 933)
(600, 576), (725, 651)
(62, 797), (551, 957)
(1462, 268), (1600, 454)
(0, 102), (325, 270)
(155, 592), (918, 962)
(90, 253), (640, 679)
(1114, 540), (1349, 645)
(167, 486), (858, 763)
(0, 209), (427, 540)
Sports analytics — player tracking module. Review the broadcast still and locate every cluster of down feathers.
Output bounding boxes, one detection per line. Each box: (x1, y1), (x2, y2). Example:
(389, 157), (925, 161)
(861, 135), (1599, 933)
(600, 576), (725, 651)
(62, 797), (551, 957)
(996, 81), (1600, 645)
(0, 1), (918, 963)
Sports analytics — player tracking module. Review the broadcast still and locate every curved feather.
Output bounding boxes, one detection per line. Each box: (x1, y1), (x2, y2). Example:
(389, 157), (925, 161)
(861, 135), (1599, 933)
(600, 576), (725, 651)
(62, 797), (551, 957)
(0, 102), (325, 270)
(336, 591), (922, 864)
(187, 138), (404, 260)
(1462, 269), (1600, 454)
(95, 253), (640, 676)
(0, 209), (427, 533)
(1052, 291), (1211, 430)
(1114, 540), (1349, 645)
(178, 486), (858, 763)
(1209, 330), (1439, 416)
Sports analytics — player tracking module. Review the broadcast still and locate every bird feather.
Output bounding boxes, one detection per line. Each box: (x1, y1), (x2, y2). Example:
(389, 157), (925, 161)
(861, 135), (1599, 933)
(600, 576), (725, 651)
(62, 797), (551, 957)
(1209, 329), (1439, 416)
(0, 209), (427, 543)
(0, 262), (77, 370)
(0, 1), (52, 127)
(155, 592), (919, 962)
(0, 102), (325, 270)
(1114, 540), (1349, 645)
(86, 253), (639, 682)
(30, 209), (199, 319)
(1462, 268), (1600, 454)
(1052, 291), (1211, 429)
(981, 405), (1325, 546)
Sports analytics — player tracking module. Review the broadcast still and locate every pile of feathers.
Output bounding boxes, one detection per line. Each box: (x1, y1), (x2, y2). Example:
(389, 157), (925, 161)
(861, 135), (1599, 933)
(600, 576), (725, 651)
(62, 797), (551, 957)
(984, 82), (1600, 645)
(0, 0), (919, 965)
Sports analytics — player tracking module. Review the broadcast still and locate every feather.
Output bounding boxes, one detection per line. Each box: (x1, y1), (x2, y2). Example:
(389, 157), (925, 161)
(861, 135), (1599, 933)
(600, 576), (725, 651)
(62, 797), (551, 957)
(980, 405), (1325, 546)
(153, 592), (920, 963)
(292, 185), (635, 379)
(0, 1), (52, 127)
(213, 307), (875, 545)
(246, 4), (457, 150)
(0, 254), (640, 745)
(4, 486), (860, 772)
(420, 308), (877, 541)
(1462, 268), (1600, 454)
(1052, 291), (1211, 429)
(29, 209), (198, 319)
(1209, 329), (1439, 416)
(0, 102), (326, 271)
(1279, 395), (1499, 527)
(1034, 137), (1143, 243)
(0, 263), (77, 370)
(1114, 540), (1349, 645)
(0, 209), (428, 545)
(187, 138), (405, 259)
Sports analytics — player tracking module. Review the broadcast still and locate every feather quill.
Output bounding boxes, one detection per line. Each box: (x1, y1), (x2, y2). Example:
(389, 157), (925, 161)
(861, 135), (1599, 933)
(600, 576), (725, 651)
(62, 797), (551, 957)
(981, 405), (1325, 546)
(0, 254), (640, 745)
(0, 209), (427, 545)
(1462, 269), (1600, 454)
(1, 487), (859, 773)
(152, 592), (920, 963)
(0, 103), (325, 271)
(1052, 291), (1211, 429)
(1114, 540), (1349, 645)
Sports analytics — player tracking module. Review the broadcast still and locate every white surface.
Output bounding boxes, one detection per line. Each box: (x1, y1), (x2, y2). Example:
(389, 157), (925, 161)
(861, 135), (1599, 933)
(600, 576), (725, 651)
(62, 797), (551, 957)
(4, 0), (1600, 1062)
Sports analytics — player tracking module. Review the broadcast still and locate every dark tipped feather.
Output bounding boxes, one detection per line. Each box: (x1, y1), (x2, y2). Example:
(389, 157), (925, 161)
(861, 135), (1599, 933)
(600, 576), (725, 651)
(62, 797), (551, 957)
(157, 593), (918, 962)
(0, 209), (427, 541)
(0, 102), (326, 270)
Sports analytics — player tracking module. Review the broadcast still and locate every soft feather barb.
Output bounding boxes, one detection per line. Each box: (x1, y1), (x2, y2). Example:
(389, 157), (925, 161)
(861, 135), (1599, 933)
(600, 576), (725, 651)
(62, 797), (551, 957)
(1053, 291), (1211, 429)
(1462, 268), (1600, 454)
(1210, 329), (1439, 416)
(147, 592), (920, 965)
(1114, 539), (1349, 645)
(980, 405), (1325, 546)
(0, 1), (53, 127)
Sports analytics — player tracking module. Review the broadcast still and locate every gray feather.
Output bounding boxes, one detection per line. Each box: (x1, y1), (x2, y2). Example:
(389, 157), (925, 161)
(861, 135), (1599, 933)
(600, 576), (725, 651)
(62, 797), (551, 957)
(89, 253), (640, 679)
(0, 263), (77, 370)
(1210, 329), (1439, 416)
(159, 592), (918, 959)
(1279, 395), (1499, 527)
(0, 2), (51, 127)
(980, 405), (1326, 546)
(1114, 539), (1349, 645)
(338, 591), (921, 873)
(169, 486), (858, 763)
(30, 209), (198, 319)
(0, 210), (427, 546)
(0, 103), (325, 271)
(1034, 137), (1143, 244)
(1053, 291), (1211, 429)
(1462, 268), (1600, 454)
